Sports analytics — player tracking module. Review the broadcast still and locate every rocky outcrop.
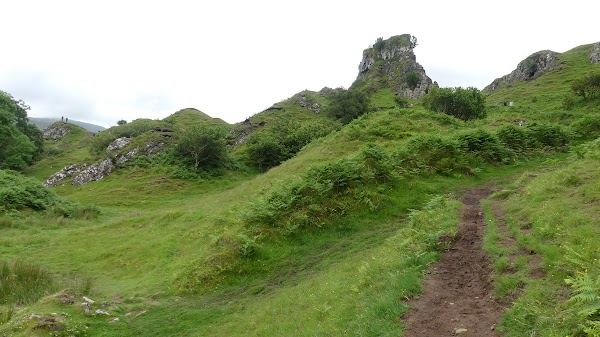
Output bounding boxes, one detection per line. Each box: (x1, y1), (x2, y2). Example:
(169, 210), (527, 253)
(356, 34), (432, 99)
(107, 137), (131, 151)
(296, 92), (321, 113)
(43, 122), (71, 141)
(590, 42), (600, 64)
(44, 140), (164, 186)
(485, 50), (558, 94)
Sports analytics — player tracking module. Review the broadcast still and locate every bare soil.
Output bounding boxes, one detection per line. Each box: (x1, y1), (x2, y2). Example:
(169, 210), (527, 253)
(403, 186), (504, 336)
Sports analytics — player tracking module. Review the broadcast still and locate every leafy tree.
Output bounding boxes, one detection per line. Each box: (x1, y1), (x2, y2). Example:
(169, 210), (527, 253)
(422, 86), (486, 121)
(326, 88), (371, 124)
(117, 119), (127, 125)
(0, 91), (42, 170)
(175, 124), (228, 169)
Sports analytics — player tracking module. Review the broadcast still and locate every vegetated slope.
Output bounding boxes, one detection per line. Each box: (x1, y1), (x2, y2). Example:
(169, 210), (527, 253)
(1, 38), (599, 337)
(485, 41), (600, 112)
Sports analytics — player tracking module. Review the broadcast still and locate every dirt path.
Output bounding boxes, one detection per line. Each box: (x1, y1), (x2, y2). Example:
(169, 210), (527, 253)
(403, 186), (504, 336)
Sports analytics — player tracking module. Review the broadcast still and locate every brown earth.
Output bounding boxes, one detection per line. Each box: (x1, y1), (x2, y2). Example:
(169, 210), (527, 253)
(402, 186), (504, 336)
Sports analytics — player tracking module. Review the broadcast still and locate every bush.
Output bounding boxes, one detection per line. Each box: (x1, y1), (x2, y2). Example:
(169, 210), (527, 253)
(457, 129), (511, 164)
(571, 73), (600, 99)
(497, 125), (531, 153)
(326, 88), (371, 124)
(402, 135), (464, 174)
(570, 116), (600, 140)
(422, 86), (486, 121)
(246, 120), (336, 171)
(526, 123), (569, 149)
(406, 71), (420, 90)
(0, 170), (98, 217)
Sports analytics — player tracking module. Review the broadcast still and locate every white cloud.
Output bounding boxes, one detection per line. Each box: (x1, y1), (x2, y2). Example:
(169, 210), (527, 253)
(1, 0), (598, 127)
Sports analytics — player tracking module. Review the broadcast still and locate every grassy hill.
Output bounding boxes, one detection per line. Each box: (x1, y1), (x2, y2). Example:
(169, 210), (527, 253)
(1, 40), (600, 336)
(29, 117), (106, 133)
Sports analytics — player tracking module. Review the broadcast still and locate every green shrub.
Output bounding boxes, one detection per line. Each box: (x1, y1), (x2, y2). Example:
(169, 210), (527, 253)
(526, 123), (569, 149)
(246, 120), (336, 171)
(457, 129), (511, 164)
(326, 88), (371, 124)
(422, 86), (486, 121)
(402, 135), (465, 174)
(497, 125), (531, 153)
(571, 73), (600, 99)
(570, 116), (600, 140)
(406, 71), (420, 90)
(0, 170), (98, 217)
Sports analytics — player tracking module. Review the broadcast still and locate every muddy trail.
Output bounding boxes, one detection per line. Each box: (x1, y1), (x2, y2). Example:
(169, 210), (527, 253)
(403, 186), (504, 336)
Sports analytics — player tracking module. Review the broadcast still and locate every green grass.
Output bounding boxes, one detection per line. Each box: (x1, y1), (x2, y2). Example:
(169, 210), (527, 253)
(2, 41), (600, 335)
(485, 139), (600, 336)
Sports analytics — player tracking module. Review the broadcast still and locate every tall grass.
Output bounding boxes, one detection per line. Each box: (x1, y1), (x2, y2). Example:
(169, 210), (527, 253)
(0, 260), (56, 305)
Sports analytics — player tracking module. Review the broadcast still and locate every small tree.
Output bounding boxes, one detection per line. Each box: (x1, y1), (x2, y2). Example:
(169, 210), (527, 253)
(117, 119), (127, 126)
(175, 124), (228, 169)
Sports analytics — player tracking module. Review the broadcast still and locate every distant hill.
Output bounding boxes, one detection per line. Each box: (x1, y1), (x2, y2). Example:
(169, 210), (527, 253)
(29, 117), (106, 132)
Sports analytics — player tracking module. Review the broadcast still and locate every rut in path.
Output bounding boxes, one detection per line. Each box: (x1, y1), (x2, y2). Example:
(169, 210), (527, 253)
(403, 186), (504, 336)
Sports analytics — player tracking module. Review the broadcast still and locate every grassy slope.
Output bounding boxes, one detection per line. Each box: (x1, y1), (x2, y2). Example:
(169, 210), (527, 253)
(2, 43), (599, 336)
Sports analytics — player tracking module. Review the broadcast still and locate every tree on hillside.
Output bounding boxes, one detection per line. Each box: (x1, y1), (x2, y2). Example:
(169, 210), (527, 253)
(175, 124), (228, 169)
(117, 119), (127, 125)
(0, 91), (43, 170)
(422, 86), (486, 121)
(326, 88), (371, 124)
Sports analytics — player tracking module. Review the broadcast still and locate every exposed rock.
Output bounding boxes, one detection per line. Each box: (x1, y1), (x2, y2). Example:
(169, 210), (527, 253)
(116, 147), (140, 165)
(82, 296), (95, 304)
(107, 137), (131, 151)
(356, 34), (432, 99)
(72, 159), (113, 185)
(485, 50), (559, 94)
(81, 302), (92, 313)
(43, 122), (70, 141)
(44, 140), (168, 186)
(298, 93), (321, 113)
(44, 163), (89, 187)
(591, 42), (600, 64)
(144, 141), (165, 154)
(94, 309), (109, 316)
(454, 328), (468, 335)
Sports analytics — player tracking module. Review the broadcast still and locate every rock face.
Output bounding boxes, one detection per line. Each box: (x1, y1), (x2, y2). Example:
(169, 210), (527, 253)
(356, 34), (432, 99)
(590, 42), (600, 64)
(485, 50), (558, 94)
(43, 122), (71, 141)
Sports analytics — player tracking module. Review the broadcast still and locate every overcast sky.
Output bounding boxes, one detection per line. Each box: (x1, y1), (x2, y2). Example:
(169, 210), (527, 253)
(1, 0), (598, 127)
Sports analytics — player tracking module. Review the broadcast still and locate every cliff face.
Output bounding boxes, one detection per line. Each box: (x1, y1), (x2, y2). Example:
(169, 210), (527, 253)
(355, 34), (433, 99)
(485, 50), (559, 94)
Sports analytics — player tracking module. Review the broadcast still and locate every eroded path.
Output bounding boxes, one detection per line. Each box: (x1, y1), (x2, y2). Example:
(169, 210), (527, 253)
(403, 187), (504, 336)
